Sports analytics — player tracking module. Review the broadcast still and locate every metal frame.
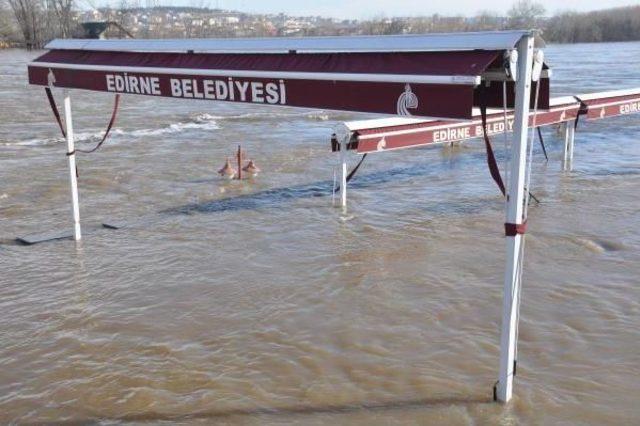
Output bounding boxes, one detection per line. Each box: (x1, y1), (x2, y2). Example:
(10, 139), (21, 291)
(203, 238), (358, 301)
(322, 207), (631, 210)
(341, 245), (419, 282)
(47, 31), (547, 403)
(327, 39), (640, 404)
(335, 37), (537, 402)
(496, 34), (535, 403)
(44, 30), (538, 53)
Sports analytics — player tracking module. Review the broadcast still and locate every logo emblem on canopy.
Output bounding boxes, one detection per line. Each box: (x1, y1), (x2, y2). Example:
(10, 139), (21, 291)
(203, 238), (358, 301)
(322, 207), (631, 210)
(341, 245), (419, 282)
(397, 84), (418, 116)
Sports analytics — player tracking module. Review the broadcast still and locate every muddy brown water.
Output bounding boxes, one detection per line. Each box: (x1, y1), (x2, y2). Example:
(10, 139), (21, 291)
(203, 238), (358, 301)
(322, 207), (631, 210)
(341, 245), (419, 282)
(1, 42), (639, 424)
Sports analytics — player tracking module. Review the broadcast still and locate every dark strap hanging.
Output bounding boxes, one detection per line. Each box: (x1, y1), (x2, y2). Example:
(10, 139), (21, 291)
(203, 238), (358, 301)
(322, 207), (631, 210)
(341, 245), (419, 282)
(572, 96), (588, 130)
(71, 94), (121, 155)
(479, 87), (506, 196)
(334, 153), (368, 192)
(536, 127), (548, 161)
(346, 153), (367, 183)
(44, 88), (120, 156)
(45, 87), (66, 138)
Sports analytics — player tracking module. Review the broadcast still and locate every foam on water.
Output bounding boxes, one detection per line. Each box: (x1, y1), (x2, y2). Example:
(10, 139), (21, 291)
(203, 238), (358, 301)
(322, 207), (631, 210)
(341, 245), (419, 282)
(0, 118), (221, 147)
(0, 109), (332, 147)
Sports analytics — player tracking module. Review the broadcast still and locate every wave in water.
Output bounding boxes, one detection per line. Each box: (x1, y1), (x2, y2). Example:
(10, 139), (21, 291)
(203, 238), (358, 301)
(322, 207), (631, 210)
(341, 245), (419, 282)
(1, 109), (334, 147)
(1, 117), (221, 147)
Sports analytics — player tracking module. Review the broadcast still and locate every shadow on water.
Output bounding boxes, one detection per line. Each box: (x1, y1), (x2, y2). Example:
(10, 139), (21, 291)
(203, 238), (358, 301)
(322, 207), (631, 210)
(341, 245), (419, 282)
(2, 153), (505, 245)
(4, 148), (536, 244)
(166, 150), (500, 216)
(29, 395), (494, 425)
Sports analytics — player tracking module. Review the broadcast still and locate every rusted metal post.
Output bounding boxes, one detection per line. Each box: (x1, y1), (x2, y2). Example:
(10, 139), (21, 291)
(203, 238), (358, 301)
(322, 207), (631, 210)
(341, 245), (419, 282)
(237, 145), (242, 180)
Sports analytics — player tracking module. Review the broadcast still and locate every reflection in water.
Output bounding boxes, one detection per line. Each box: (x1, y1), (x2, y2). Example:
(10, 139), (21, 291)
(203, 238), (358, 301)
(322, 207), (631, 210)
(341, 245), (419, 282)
(1, 43), (640, 424)
(52, 396), (494, 424)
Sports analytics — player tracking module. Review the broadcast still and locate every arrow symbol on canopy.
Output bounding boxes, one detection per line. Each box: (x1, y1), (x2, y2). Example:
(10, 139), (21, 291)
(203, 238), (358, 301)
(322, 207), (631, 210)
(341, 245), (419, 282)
(47, 69), (56, 88)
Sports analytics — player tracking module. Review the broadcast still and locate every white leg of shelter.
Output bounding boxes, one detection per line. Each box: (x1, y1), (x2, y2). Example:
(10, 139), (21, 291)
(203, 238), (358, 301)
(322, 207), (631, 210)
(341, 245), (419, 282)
(339, 134), (348, 208)
(496, 35), (535, 403)
(562, 123), (571, 171)
(567, 124), (576, 170)
(63, 90), (82, 241)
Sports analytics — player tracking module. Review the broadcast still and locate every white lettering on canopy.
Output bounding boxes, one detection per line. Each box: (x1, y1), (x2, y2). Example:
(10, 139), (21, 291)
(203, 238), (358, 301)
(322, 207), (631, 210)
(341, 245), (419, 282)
(620, 101), (640, 115)
(431, 119), (516, 143)
(476, 119), (514, 137)
(106, 74), (160, 95)
(105, 74), (287, 105)
(433, 126), (470, 143)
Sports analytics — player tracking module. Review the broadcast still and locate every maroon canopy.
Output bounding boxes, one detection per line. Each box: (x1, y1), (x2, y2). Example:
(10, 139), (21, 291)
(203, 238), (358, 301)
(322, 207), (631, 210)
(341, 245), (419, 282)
(331, 88), (640, 154)
(577, 89), (640, 119)
(339, 97), (580, 153)
(28, 31), (549, 120)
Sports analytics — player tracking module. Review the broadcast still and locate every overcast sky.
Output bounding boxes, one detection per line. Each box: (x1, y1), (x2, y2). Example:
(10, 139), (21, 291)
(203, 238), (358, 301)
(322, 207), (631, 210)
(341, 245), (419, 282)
(177, 0), (635, 19)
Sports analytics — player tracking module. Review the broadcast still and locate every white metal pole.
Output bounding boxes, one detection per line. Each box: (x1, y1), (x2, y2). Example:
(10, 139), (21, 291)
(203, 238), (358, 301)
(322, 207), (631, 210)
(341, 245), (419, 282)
(339, 133), (348, 208)
(562, 123), (570, 171)
(496, 35), (535, 403)
(567, 124), (575, 170)
(63, 90), (82, 241)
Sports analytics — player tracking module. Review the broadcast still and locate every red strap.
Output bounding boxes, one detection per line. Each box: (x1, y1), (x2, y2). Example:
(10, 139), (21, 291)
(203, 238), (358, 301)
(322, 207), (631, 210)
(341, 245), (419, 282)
(75, 94), (120, 154)
(505, 221), (527, 236)
(45, 87), (66, 138)
(45, 88), (121, 155)
(479, 87), (506, 196)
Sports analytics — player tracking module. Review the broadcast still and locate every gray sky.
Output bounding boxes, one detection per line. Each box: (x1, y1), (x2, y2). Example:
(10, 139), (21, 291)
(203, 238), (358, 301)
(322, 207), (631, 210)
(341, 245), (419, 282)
(191, 0), (636, 19)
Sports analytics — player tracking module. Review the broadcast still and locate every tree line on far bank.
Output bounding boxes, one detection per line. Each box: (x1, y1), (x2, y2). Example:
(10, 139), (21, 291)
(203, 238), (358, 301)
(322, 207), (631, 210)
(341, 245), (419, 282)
(544, 6), (640, 43)
(1, 0), (639, 49)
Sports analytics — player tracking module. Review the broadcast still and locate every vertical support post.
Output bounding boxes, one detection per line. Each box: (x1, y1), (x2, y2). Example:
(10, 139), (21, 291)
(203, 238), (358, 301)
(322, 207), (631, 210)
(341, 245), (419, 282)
(567, 124), (575, 170)
(236, 145), (242, 180)
(63, 90), (81, 241)
(562, 123), (570, 170)
(496, 35), (535, 403)
(339, 133), (348, 208)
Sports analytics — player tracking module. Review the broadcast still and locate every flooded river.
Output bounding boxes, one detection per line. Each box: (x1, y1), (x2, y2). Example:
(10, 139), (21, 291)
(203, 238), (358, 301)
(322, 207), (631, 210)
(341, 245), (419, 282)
(1, 42), (639, 424)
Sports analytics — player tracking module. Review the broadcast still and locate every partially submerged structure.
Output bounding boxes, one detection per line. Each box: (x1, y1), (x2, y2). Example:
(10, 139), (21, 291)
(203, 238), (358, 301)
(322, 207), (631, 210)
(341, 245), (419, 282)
(26, 30), (640, 403)
(333, 87), (640, 204)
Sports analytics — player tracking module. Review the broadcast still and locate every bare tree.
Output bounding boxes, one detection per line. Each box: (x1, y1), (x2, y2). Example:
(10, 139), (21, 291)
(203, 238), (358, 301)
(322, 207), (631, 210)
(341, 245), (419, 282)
(475, 10), (503, 31)
(48, 0), (73, 37)
(7, 0), (42, 48)
(507, 0), (545, 29)
(115, 0), (131, 38)
(182, 13), (193, 37)
(0, 0), (17, 40)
